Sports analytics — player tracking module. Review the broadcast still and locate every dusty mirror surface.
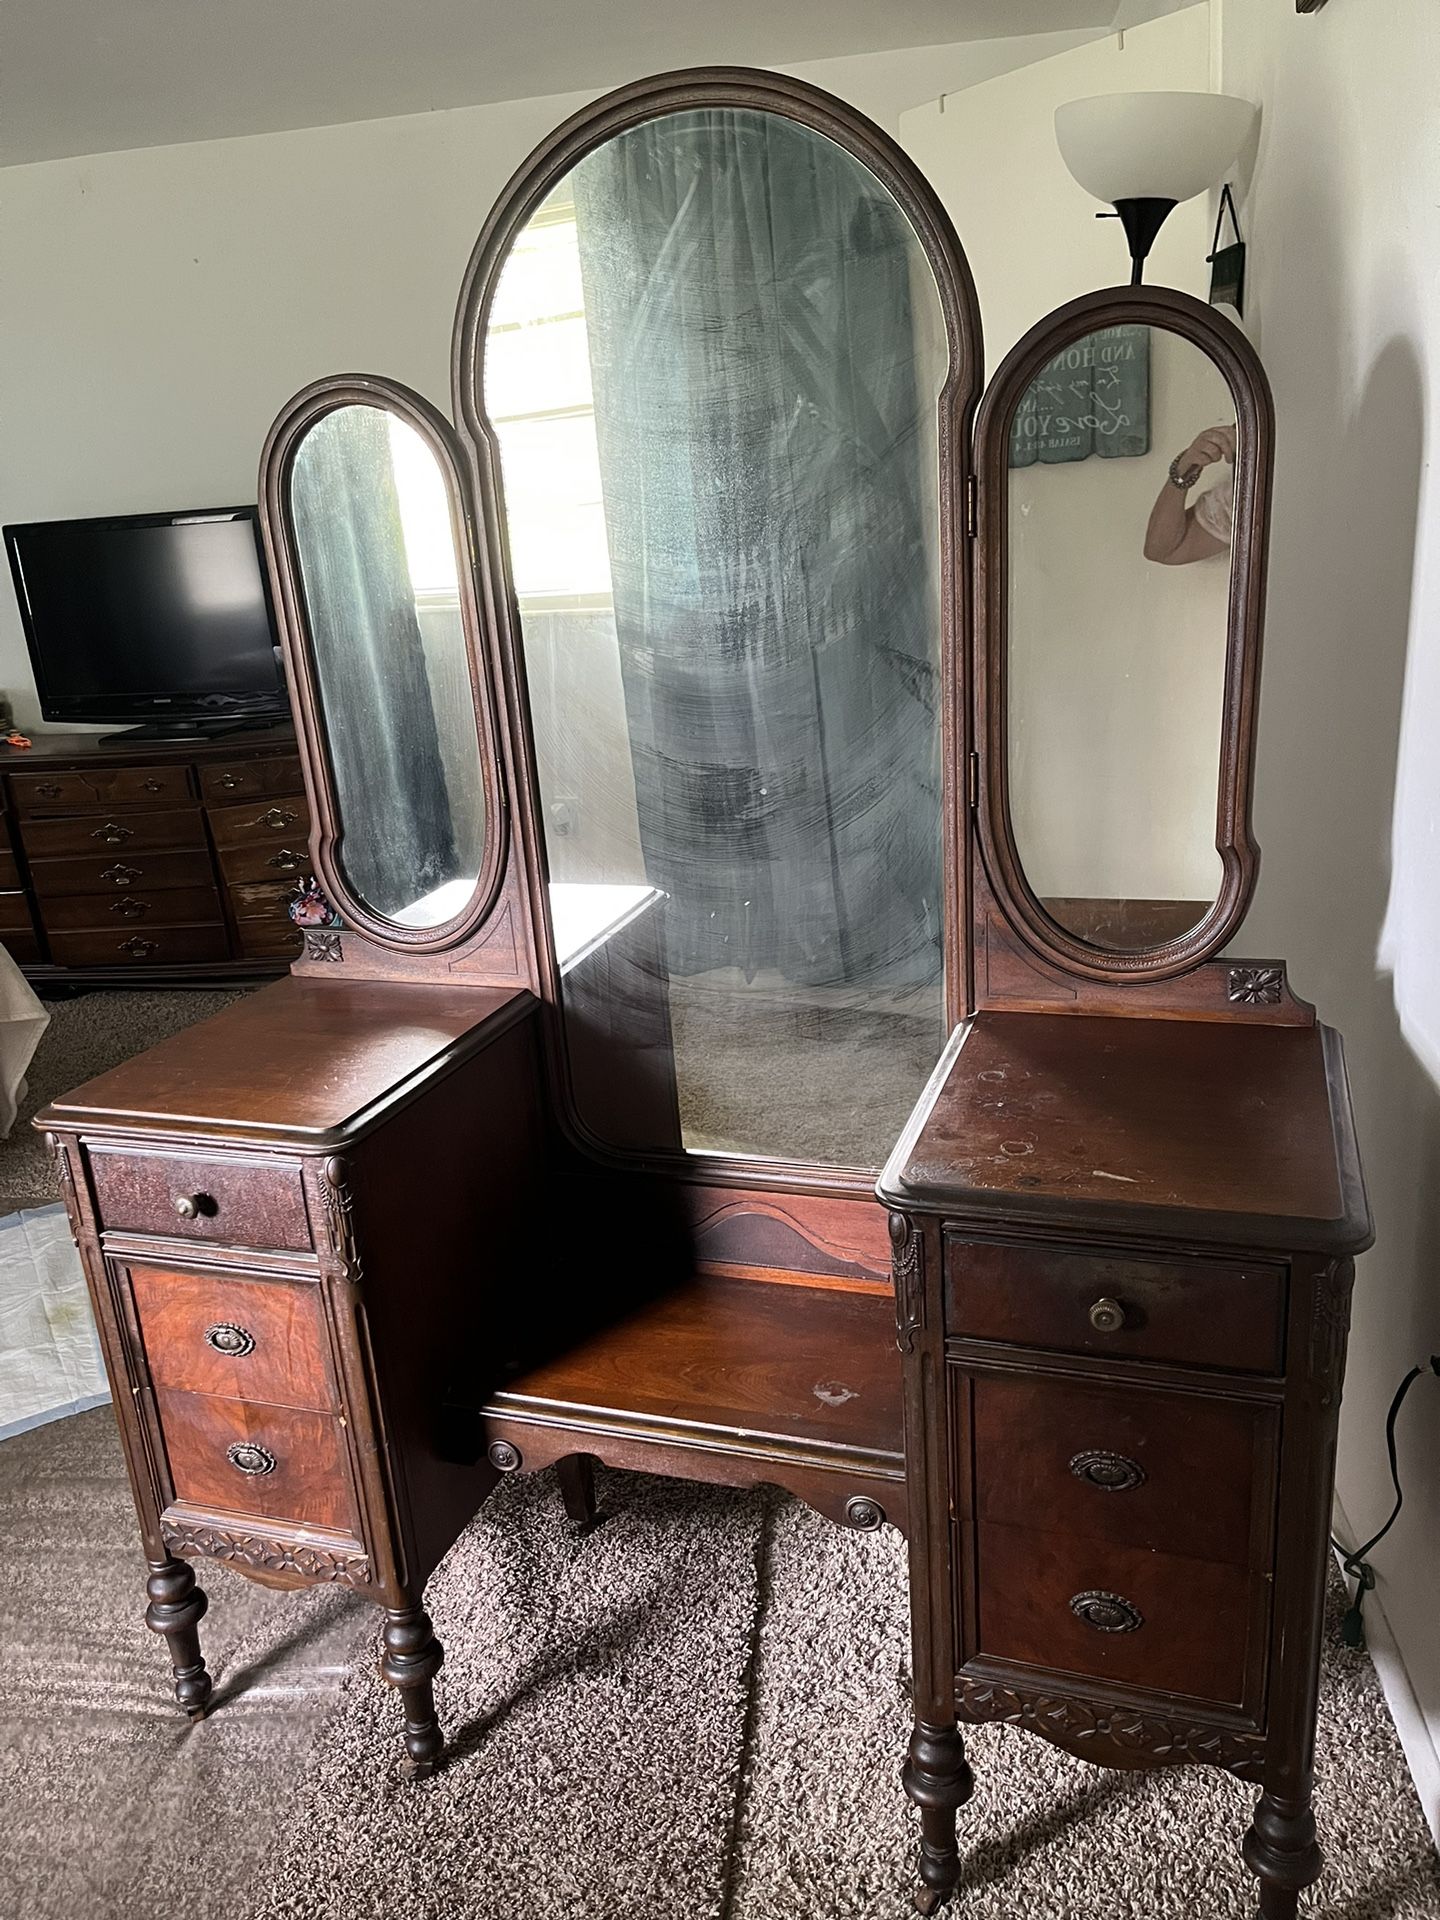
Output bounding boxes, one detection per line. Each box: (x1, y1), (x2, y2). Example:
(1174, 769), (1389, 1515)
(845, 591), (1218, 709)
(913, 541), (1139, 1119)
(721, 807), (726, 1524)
(484, 107), (950, 1168)
(288, 404), (486, 928)
(1006, 323), (1236, 952)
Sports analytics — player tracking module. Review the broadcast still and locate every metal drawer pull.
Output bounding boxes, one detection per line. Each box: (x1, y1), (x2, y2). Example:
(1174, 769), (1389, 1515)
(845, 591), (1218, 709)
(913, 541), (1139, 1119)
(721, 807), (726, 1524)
(204, 1323), (255, 1358)
(256, 806), (299, 830)
(1069, 1450), (1146, 1493)
(1070, 1590), (1143, 1634)
(267, 849), (303, 872)
(118, 936), (159, 957)
(1088, 1295), (1126, 1334)
(217, 773), (242, 790)
(92, 822), (134, 843)
(101, 863), (142, 886)
(142, 778), (165, 793)
(110, 897), (151, 918)
(226, 1442), (276, 1477)
(173, 1192), (216, 1220)
(35, 782), (62, 799)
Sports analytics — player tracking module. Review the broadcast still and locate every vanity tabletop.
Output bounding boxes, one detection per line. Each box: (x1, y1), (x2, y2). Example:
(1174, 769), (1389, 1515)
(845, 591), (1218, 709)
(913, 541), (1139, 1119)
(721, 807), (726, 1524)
(38, 975), (535, 1147)
(878, 1010), (1371, 1256)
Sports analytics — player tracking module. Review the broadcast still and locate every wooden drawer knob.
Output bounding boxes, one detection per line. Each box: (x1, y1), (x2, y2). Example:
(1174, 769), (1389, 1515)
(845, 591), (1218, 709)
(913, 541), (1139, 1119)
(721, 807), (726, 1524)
(1069, 1449), (1146, 1493)
(173, 1192), (216, 1220)
(1088, 1295), (1126, 1334)
(226, 1442), (277, 1477)
(203, 1323), (255, 1358)
(1070, 1589), (1143, 1634)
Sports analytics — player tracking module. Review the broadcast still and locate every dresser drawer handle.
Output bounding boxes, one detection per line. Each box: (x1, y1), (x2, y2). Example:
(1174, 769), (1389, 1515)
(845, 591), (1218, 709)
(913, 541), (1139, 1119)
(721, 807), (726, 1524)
(92, 822), (135, 844)
(267, 849), (304, 872)
(1070, 1590), (1143, 1634)
(34, 781), (62, 799)
(142, 778), (166, 793)
(1069, 1450), (1146, 1493)
(110, 897), (152, 918)
(226, 1442), (276, 1477)
(100, 863), (143, 886)
(204, 1323), (255, 1358)
(256, 806), (300, 830)
(173, 1192), (217, 1220)
(1088, 1296), (1126, 1334)
(118, 936), (159, 957)
(216, 773), (243, 790)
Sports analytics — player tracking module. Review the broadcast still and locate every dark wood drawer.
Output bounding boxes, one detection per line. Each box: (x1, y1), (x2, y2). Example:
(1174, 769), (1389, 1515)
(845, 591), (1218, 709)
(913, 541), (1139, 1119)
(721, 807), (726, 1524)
(130, 1265), (335, 1411)
(2, 930), (40, 965)
(0, 891), (34, 935)
(973, 1521), (1263, 1709)
(29, 849), (216, 898)
(229, 878), (298, 922)
(43, 885), (222, 931)
(945, 1237), (1286, 1375)
(157, 1388), (359, 1534)
(200, 756), (303, 804)
(88, 1150), (311, 1251)
(10, 763), (193, 813)
(49, 926), (230, 969)
(0, 849), (19, 889)
(236, 921), (305, 960)
(967, 1372), (1277, 1569)
(208, 795), (310, 849)
(217, 840), (309, 886)
(22, 806), (207, 860)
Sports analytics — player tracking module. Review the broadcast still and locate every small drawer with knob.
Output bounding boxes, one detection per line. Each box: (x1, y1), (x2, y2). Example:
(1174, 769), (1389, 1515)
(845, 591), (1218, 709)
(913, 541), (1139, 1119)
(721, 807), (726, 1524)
(87, 1149), (312, 1252)
(154, 1388), (360, 1534)
(944, 1236), (1287, 1375)
(128, 1264), (336, 1411)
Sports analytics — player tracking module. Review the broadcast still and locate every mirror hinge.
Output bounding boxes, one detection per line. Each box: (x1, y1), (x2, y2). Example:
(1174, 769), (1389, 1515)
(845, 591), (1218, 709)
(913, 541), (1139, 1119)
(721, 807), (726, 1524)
(966, 475), (977, 538)
(967, 750), (979, 810)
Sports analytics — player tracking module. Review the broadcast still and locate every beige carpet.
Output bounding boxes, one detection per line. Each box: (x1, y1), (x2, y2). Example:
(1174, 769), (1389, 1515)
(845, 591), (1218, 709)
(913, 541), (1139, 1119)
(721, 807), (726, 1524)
(0, 988), (252, 1212)
(4, 1410), (1433, 1920)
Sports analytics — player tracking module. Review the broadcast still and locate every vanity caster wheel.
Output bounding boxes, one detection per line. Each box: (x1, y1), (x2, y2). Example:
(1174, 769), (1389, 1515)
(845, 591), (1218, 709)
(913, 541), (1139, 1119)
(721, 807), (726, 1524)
(399, 1752), (439, 1782)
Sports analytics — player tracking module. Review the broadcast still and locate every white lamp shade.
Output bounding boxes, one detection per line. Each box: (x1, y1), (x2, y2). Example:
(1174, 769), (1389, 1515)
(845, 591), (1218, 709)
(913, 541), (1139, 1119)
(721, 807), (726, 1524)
(1055, 91), (1258, 206)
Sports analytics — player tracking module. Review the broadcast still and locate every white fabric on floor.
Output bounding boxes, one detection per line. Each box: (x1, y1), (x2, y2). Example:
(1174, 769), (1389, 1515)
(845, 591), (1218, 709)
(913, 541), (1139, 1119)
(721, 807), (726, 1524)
(0, 1204), (109, 1439)
(0, 944), (48, 1137)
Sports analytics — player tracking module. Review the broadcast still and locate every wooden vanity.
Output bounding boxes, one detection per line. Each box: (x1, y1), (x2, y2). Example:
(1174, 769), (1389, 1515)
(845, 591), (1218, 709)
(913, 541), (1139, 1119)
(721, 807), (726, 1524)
(39, 64), (1367, 1919)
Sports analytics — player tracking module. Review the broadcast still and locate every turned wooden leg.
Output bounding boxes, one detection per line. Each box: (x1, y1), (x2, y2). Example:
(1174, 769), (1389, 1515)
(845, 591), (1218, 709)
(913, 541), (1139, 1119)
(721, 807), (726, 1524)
(903, 1718), (974, 1913)
(558, 1453), (600, 1529)
(144, 1557), (212, 1719)
(1243, 1790), (1321, 1919)
(381, 1603), (445, 1778)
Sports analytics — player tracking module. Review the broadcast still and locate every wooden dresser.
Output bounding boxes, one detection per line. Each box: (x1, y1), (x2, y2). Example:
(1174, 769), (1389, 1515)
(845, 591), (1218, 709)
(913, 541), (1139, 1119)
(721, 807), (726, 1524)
(0, 726), (306, 983)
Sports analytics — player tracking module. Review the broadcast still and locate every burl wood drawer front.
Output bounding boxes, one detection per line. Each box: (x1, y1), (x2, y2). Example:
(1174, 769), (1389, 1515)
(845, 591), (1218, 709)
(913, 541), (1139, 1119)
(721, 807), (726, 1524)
(945, 1238), (1286, 1374)
(157, 1388), (359, 1534)
(22, 806), (207, 860)
(200, 757), (303, 804)
(42, 885), (222, 931)
(969, 1373), (1276, 1569)
(130, 1266), (335, 1411)
(973, 1522), (1259, 1708)
(10, 764), (193, 813)
(208, 795), (311, 849)
(48, 926), (229, 969)
(28, 849), (216, 898)
(89, 1150), (311, 1251)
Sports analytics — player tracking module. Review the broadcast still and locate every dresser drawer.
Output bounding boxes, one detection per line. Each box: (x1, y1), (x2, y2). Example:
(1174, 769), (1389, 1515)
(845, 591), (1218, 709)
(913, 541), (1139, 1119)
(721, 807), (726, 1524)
(28, 849), (216, 898)
(972, 1522), (1262, 1709)
(0, 849), (20, 889)
(217, 840), (309, 886)
(967, 1372), (1277, 1569)
(200, 756), (303, 804)
(208, 795), (310, 849)
(10, 763), (193, 813)
(0, 890), (34, 935)
(157, 1388), (359, 1534)
(945, 1238), (1286, 1375)
(48, 925), (229, 969)
(130, 1265), (335, 1411)
(89, 1150), (311, 1251)
(22, 806), (207, 860)
(236, 920), (305, 960)
(44, 885), (222, 931)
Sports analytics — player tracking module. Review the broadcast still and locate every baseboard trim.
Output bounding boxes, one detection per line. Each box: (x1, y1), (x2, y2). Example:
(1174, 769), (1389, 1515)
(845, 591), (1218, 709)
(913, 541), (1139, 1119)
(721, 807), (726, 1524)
(1333, 1493), (1440, 1850)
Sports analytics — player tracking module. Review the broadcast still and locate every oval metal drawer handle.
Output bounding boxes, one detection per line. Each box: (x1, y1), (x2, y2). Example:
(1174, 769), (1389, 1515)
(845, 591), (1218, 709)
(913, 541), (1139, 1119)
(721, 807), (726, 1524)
(1069, 1449), (1146, 1493)
(204, 1323), (254, 1358)
(1088, 1295), (1126, 1334)
(1070, 1590), (1143, 1634)
(173, 1192), (215, 1220)
(226, 1442), (276, 1477)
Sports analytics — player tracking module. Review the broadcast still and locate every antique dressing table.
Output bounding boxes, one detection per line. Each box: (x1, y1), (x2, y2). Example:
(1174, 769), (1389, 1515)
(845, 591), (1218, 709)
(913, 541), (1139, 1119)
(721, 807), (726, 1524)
(36, 65), (1367, 1917)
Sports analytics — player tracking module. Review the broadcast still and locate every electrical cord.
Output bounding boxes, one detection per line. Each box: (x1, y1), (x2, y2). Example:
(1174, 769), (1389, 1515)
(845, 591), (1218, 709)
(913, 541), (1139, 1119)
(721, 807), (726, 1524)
(1333, 1354), (1440, 1648)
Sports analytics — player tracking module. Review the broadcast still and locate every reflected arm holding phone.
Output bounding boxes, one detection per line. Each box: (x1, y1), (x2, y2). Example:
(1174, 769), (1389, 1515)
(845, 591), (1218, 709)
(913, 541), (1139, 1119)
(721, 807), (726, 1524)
(1144, 422), (1235, 566)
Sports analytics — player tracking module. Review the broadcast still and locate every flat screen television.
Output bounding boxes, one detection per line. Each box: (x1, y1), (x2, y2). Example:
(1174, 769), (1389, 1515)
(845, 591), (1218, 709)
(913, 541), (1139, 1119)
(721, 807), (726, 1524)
(3, 506), (288, 741)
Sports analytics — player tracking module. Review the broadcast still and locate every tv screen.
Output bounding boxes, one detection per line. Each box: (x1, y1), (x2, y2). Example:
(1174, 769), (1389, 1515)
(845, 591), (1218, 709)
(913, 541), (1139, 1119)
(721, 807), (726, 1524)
(4, 507), (285, 728)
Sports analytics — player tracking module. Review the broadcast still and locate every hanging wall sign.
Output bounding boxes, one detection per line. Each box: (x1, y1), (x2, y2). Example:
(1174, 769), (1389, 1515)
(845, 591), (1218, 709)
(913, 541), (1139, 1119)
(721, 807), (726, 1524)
(1009, 324), (1151, 467)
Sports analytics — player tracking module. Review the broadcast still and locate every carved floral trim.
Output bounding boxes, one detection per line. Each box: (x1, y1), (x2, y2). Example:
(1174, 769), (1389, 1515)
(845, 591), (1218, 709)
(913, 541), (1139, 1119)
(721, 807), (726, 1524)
(320, 1156), (363, 1286)
(1228, 965), (1284, 1006)
(163, 1519), (370, 1587)
(956, 1678), (1265, 1780)
(890, 1212), (924, 1355)
(1308, 1262), (1355, 1409)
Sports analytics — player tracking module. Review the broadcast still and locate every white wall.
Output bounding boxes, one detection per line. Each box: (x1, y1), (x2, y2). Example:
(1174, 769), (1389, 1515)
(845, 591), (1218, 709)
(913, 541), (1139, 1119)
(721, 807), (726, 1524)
(1217, 0), (1440, 1830)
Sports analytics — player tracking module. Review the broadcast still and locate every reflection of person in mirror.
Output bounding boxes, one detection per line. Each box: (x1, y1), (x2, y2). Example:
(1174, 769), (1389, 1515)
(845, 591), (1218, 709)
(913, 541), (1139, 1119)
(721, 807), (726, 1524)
(1144, 423), (1235, 565)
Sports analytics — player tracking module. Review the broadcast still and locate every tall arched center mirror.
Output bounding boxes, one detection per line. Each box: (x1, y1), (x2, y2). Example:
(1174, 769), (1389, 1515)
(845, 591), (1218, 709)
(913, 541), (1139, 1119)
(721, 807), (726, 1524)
(475, 98), (966, 1170)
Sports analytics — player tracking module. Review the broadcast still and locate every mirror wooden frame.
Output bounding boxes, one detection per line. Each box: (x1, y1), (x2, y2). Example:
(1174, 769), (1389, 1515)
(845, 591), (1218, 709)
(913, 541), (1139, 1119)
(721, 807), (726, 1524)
(449, 68), (985, 1187)
(259, 374), (509, 954)
(972, 285), (1275, 985)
